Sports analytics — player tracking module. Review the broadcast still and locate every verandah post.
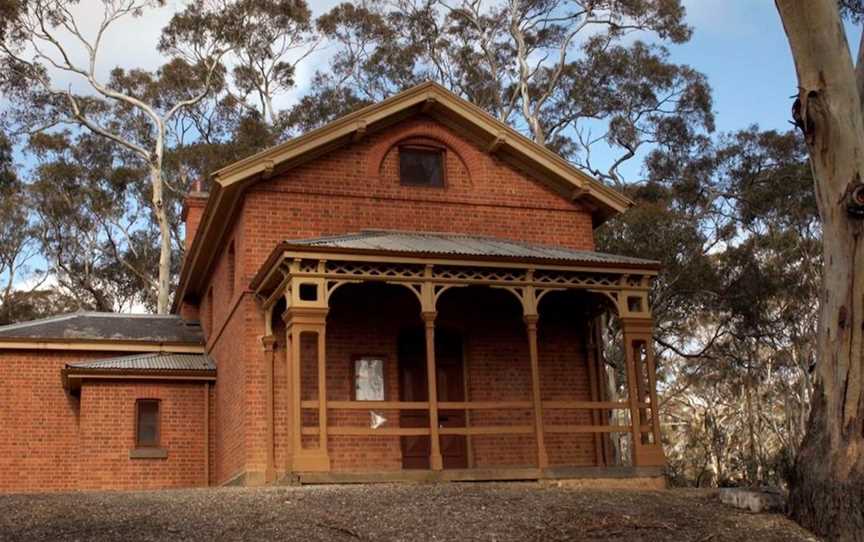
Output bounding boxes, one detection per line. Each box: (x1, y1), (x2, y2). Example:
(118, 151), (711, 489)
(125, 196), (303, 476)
(262, 335), (277, 483)
(423, 310), (444, 471)
(317, 325), (328, 454)
(620, 315), (665, 467)
(622, 323), (643, 466)
(525, 313), (550, 470)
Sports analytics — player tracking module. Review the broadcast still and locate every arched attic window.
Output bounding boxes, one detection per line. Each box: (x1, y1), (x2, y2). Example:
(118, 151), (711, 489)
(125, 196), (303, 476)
(398, 143), (445, 187)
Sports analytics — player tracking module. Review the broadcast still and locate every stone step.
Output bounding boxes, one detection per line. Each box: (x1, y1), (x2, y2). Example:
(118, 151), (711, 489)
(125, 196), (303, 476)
(719, 488), (786, 513)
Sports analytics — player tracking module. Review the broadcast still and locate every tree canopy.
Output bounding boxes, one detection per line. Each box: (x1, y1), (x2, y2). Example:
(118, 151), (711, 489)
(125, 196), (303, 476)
(0, 0), (831, 498)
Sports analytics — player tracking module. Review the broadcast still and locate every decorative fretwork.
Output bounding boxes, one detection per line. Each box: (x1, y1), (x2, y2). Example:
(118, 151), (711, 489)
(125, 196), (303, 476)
(626, 275), (645, 288)
(433, 266), (524, 283)
(260, 252), (655, 317)
(324, 261), (425, 279)
(284, 259), (653, 295)
(299, 260), (318, 273)
(533, 269), (623, 289)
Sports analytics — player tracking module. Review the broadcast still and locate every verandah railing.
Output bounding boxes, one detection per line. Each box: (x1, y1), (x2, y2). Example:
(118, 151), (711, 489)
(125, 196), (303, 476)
(297, 400), (654, 437)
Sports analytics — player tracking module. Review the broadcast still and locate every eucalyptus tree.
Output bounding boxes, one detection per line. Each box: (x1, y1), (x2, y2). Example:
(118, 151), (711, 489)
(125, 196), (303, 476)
(26, 129), (158, 312)
(296, 0), (712, 185)
(770, 1), (864, 537)
(0, 0), (231, 313)
(162, 0), (320, 127)
(0, 133), (45, 324)
(597, 125), (820, 489)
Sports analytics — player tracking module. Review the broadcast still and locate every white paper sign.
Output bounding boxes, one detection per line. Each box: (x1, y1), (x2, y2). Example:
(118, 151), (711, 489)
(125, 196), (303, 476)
(355, 358), (385, 401)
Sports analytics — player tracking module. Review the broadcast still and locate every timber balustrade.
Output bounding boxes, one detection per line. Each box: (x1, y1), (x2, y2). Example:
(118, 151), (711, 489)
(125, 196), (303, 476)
(296, 399), (653, 438)
(258, 252), (666, 471)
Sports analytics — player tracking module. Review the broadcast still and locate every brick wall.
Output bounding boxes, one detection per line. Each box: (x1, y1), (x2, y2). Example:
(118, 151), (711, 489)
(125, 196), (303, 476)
(78, 381), (209, 490)
(237, 116), (595, 290)
(0, 349), (211, 493)
(192, 113), (604, 480)
(208, 299), (248, 485)
(283, 283), (602, 472)
(0, 350), (90, 492)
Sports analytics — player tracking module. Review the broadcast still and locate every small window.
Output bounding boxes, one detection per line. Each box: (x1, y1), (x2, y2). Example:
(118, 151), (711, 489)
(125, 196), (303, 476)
(227, 240), (236, 299)
(136, 399), (160, 447)
(353, 356), (385, 401)
(399, 146), (444, 187)
(206, 287), (214, 333)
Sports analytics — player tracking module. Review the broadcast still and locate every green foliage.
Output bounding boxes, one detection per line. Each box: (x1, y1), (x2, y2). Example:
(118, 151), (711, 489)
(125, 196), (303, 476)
(163, 0), (319, 123)
(600, 127), (819, 487)
(0, 288), (82, 326)
(291, 0), (712, 184)
(0, 2), (824, 488)
(839, 0), (864, 22)
(27, 129), (154, 311)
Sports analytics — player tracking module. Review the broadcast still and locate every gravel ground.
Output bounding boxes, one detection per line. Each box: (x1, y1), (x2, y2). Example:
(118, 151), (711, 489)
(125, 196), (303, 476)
(0, 483), (819, 542)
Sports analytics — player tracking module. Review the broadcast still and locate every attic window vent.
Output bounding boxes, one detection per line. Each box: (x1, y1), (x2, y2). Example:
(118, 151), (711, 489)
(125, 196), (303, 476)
(399, 146), (444, 187)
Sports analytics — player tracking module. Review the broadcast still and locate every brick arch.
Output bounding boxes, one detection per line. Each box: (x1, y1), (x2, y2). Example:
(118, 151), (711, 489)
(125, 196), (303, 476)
(366, 123), (481, 183)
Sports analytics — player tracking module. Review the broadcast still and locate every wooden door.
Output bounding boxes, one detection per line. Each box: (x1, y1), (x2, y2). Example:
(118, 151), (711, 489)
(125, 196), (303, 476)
(399, 328), (468, 470)
(399, 328), (430, 469)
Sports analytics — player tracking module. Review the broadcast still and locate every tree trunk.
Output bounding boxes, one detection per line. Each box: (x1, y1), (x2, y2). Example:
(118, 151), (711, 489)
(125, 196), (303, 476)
(775, 2), (864, 539)
(150, 164), (172, 314)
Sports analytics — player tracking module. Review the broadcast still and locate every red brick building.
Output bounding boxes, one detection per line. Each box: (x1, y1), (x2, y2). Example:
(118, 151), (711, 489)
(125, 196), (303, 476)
(0, 83), (665, 492)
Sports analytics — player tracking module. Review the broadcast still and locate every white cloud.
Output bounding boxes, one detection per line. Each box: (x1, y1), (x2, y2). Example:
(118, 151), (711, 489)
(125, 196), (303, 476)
(33, 1), (178, 95)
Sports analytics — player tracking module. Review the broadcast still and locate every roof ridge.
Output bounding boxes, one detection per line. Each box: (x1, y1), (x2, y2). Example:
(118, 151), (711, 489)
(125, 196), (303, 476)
(0, 311), (187, 334)
(75, 312), (184, 319)
(0, 312), (81, 333)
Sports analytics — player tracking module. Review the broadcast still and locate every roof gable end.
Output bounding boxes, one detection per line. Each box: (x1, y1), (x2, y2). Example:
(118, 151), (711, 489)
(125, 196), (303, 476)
(176, 82), (634, 311)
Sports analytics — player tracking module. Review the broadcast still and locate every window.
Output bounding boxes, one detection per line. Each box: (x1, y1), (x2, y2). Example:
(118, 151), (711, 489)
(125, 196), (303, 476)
(206, 287), (214, 333)
(353, 356), (385, 401)
(227, 240), (236, 299)
(399, 146), (444, 187)
(136, 399), (160, 447)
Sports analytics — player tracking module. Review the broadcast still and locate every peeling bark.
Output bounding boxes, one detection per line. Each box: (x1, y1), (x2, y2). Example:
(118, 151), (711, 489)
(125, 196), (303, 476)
(775, 1), (864, 539)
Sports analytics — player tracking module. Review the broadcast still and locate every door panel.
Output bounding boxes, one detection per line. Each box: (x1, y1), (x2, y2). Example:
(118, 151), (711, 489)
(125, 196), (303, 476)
(398, 335), (430, 469)
(399, 328), (468, 470)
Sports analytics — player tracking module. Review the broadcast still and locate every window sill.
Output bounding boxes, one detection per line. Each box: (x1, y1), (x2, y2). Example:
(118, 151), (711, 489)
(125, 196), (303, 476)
(129, 447), (168, 459)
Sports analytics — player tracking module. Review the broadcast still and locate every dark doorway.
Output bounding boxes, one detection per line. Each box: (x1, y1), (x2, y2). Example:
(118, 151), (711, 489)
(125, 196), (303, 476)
(398, 328), (468, 469)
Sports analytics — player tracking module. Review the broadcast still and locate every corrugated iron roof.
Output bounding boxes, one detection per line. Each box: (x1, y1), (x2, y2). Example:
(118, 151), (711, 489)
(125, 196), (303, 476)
(0, 312), (204, 343)
(289, 230), (659, 267)
(66, 352), (215, 372)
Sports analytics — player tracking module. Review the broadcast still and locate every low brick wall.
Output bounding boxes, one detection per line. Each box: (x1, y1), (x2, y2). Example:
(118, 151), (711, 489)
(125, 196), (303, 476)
(79, 381), (210, 491)
(0, 349), (211, 493)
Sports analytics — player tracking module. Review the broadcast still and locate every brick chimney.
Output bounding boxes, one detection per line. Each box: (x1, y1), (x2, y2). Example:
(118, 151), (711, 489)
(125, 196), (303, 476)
(182, 180), (209, 252)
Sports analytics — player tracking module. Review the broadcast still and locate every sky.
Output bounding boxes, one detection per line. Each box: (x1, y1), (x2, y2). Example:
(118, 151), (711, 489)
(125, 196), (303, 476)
(25, 0), (844, 134)
(4, 0), (863, 298)
(34, 0), (858, 176)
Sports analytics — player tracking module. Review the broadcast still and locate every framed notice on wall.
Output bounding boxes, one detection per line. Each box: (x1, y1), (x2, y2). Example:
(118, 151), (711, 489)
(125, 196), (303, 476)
(353, 357), (385, 401)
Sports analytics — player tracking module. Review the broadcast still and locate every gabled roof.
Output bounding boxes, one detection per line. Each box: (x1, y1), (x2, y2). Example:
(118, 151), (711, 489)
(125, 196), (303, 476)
(290, 230), (658, 267)
(0, 312), (204, 350)
(175, 82), (633, 311)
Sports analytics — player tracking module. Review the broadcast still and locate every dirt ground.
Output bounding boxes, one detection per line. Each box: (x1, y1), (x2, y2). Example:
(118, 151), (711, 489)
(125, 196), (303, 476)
(0, 483), (819, 541)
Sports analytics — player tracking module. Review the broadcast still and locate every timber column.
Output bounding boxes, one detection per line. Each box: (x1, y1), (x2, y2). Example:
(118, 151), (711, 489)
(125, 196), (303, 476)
(423, 310), (444, 471)
(525, 313), (550, 469)
(262, 334), (277, 482)
(520, 281), (549, 470)
(284, 261), (331, 472)
(620, 313), (665, 467)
